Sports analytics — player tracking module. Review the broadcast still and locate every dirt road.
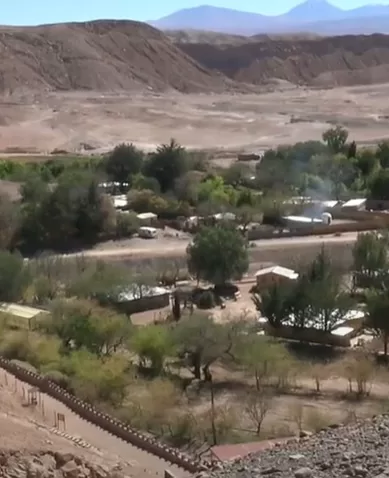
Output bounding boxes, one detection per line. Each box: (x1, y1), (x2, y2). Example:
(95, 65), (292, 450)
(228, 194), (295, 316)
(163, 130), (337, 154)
(62, 232), (360, 260)
(0, 369), (191, 478)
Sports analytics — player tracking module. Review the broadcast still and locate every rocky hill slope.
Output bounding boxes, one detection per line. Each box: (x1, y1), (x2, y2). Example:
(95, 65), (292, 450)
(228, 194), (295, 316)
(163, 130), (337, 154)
(177, 33), (389, 87)
(0, 20), (241, 94)
(209, 414), (389, 478)
(0, 450), (127, 478)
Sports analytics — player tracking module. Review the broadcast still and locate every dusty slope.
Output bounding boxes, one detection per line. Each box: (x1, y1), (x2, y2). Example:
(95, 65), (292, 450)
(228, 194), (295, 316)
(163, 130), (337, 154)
(0, 20), (243, 94)
(177, 33), (389, 87)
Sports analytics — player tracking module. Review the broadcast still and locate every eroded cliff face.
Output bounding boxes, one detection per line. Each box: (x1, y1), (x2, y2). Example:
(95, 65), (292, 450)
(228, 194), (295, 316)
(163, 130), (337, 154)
(0, 20), (243, 94)
(177, 33), (389, 87)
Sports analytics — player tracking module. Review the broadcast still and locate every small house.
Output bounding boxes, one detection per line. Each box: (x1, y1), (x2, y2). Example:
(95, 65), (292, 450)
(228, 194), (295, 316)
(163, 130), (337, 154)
(0, 303), (49, 330)
(137, 212), (158, 227)
(341, 198), (366, 211)
(255, 266), (298, 289)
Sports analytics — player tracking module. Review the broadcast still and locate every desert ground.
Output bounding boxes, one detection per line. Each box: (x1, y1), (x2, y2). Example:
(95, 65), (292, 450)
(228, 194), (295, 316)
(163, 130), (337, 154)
(2, 83), (389, 154)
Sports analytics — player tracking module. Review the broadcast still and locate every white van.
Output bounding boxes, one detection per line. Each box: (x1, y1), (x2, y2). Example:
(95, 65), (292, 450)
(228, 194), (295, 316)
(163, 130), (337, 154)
(138, 226), (158, 239)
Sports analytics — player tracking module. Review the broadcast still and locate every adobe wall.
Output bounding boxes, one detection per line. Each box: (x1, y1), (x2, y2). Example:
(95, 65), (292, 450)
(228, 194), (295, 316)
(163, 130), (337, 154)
(0, 357), (204, 473)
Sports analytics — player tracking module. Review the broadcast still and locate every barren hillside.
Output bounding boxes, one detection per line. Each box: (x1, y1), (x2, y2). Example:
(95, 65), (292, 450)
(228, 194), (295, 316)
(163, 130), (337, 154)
(177, 33), (389, 87)
(0, 20), (242, 94)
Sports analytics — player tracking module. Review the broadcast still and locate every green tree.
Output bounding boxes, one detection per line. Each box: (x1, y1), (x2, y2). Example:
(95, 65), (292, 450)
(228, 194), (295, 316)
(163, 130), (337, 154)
(368, 170), (389, 200)
(174, 171), (204, 205)
(131, 324), (174, 376)
(377, 141), (389, 169)
(354, 149), (379, 179)
(127, 189), (168, 214)
(104, 143), (144, 183)
(0, 251), (30, 302)
(20, 172), (115, 251)
(197, 176), (238, 206)
(143, 139), (189, 193)
(236, 334), (289, 391)
(63, 349), (129, 405)
(173, 315), (241, 381)
(252, 283), (292, 328)
(187, 225), (248, 286)
(0, 194), (19, 249)
(116, 211), (140, 238)
(309, 275), (352, 332)
(322, 126), (349, 153)
(366, 288), (389, 357)
(131, 173), (160, 193)
(46, 300), (132, 356)
(352, 232), (389, 290)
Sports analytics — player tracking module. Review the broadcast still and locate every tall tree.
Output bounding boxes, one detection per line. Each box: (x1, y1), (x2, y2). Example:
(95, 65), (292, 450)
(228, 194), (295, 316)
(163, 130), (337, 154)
(322, 125), (348, 153)
(366, 289), (389, 357)
(252, 283), (292, 328)
(0, 251), (30, 302)
(173, 315), (241, 381)
(104, 143), (144, 183)
(352, 232), (389, 290)
(187, 225), (248, 286)
(143, 139), (189, 193)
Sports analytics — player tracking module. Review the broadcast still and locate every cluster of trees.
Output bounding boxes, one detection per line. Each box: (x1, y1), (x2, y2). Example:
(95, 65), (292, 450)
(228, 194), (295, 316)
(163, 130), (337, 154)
(0, 224), (387, 446)
(2, 125), (389, 254)
(257, 126), (389, 200)
(0, 139), (264, 253)
(253, 248), (351, 333)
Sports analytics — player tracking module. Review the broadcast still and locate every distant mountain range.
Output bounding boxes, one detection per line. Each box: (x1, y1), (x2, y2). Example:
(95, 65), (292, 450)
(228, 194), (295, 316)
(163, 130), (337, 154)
(149, 0), (389, 35)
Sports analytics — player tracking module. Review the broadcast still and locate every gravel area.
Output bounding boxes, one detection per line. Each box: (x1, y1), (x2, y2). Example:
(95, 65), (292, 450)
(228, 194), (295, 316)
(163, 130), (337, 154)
(208, 415), (389, 478)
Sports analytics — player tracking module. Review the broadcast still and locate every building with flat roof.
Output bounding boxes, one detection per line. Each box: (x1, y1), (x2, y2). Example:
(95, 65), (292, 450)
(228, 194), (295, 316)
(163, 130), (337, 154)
(255, 265), (298, 289)
(0, 303), (48, 330)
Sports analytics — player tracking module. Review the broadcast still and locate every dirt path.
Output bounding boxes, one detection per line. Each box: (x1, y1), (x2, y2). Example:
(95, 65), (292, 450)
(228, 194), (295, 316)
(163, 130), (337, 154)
(0, 369), (192, 478)
(62, 232), (360, 260)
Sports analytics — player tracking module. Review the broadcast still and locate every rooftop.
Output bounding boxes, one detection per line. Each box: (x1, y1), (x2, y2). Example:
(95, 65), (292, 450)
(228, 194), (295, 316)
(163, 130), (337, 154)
(137, 212), (157, 220)
(342, 198), (366, 208)
(117, 285), (170, 302)
(255, 265), (299, 280)
(0, 303), (48, 319)
(284, 215), (323, 224)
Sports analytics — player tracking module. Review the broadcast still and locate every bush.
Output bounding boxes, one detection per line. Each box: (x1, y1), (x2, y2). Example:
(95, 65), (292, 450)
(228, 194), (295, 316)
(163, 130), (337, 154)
(116, 212), (140, 238)
(196, 290), (216, 309)
(43, 370), (72, 390)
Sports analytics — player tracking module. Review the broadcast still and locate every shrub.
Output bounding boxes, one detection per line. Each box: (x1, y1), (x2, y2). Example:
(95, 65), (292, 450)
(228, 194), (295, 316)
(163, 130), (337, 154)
(116, 212), (140, 238)
(43, 370), (72, 390)
(196, 290), (216, 309)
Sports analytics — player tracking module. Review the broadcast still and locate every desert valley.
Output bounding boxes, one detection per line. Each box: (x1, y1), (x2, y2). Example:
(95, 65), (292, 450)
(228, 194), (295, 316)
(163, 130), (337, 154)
(3, 3), (389, 478)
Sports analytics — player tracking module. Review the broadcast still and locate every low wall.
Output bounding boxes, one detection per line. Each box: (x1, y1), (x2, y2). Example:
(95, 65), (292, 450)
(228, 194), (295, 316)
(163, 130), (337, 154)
(265, 324), (351, 347)
(247, 218), (383, 241)
(0, 357), (203, 473)
(115, 293), (170, 314)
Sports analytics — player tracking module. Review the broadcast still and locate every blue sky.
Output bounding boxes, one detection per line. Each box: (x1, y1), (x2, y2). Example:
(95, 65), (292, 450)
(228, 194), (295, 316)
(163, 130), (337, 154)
(2, 0), (389, 25)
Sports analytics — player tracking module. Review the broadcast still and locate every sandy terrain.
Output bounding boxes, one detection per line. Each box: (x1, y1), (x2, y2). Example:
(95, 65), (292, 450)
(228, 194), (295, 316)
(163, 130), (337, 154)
(0, 369), (190, 478)
(2, 84), (389, 153)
